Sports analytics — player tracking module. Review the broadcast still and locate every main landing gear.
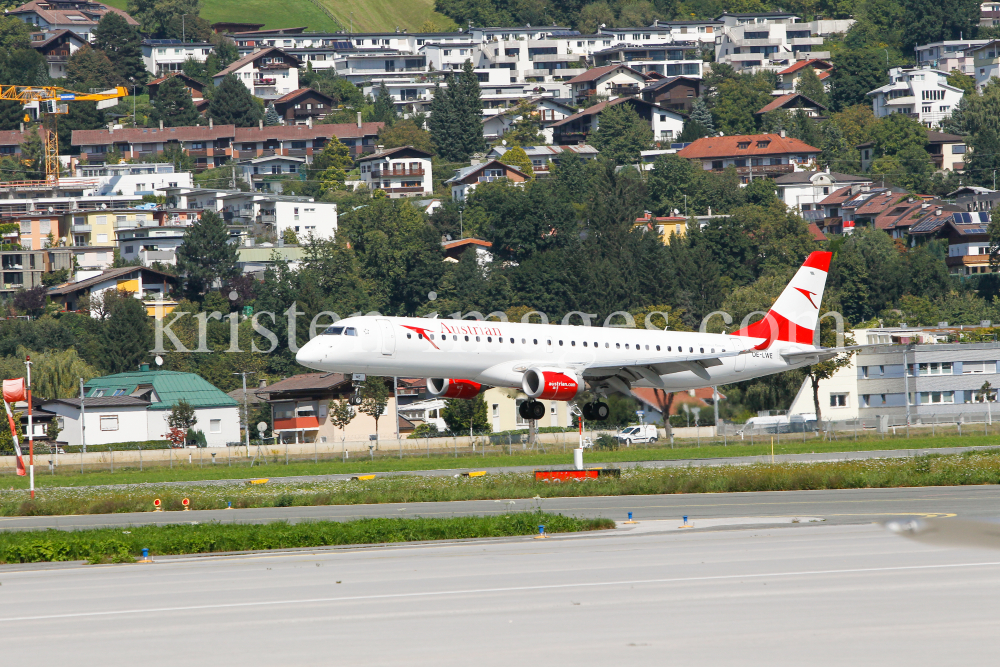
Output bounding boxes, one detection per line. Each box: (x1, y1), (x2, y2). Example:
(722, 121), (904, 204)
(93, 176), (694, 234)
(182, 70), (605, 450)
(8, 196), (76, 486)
(581, 401), (610, 421)
(518, 399), (546, 421)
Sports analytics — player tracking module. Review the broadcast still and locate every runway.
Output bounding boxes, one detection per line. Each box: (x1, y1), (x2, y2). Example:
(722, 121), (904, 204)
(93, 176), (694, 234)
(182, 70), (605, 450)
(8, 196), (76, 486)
(1, 484), (998, 532)
(1, 516), (998, 665)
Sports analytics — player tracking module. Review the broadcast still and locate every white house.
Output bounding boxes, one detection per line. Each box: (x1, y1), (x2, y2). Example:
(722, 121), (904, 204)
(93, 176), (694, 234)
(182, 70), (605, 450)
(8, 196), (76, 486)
(141, 38), (213, 76)
(75, 162), (193, 197)
(773, 171), (873, 217)
(915, 39), (987, 76)
(9, 0), (139, 43)
(239, 155), (307, 193)
(117, 226), (187, 266)
(45, 265), (180, 316)
(566, 64), (650, 104)
(212, 46), (300, 100)
(357, 146), (434, 198)
(867, 66), (964, 128)
(444, 160), (530, 202)
(43, 368), (241, 448)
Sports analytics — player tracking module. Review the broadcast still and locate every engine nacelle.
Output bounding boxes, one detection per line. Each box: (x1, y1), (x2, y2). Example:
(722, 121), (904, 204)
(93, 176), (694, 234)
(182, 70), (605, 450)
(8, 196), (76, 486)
(427, 378), (483, 399)
(521, 367), (582, 401)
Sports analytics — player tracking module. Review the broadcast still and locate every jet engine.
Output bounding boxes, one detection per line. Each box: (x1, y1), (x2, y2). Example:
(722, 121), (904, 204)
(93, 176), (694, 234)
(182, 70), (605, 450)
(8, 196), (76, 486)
(521, 368), (582, 401)
(427, 378), (483, 399)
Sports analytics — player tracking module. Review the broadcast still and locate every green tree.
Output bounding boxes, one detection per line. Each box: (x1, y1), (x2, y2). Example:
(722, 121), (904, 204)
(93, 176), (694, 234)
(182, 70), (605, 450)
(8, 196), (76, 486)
(264, 104), (281, 126)
(428, 82), (460, 160)
(371, 82), (397, 125)
(65, 45), (122, 90)
(498, 145), (534, 178)
(93, 11), (147, 85)
(15, 346), (96, 400)
(968, 126), (1000, 188)
(175, 209), (239, 296)
(282, 228), (298, 245)
(797, 65), (829, 107)
(689, 96), (715, 134)
(647, 153), (698, 216)
(151, 75), (200, 127)
(309, 136), (354, 192)
(0, 15), (31, 50)
(441, 393), (490, 433)
(869, 113), (928, 159)
(900, 0), (981, 51)
(469, 179), (576, 263)
(208, 73), (264, 128)
(377, 119), (435, 154)
(948, 69), (977, 96)
(359, 376), (391, 443)
(328, 399), (355, 442)
(128, 0), (205, 39)
(167, 397), (197, 431)
(102, 291), (152, 374)
(19, 129), (45, 180)
(0, 100), (24, 131)
(454, 60), (486, 158)
(830, 48), (890, 111)
(591, 102), (653, 165)
(712, 73), (773, 135)
(502, 99), (546, 146)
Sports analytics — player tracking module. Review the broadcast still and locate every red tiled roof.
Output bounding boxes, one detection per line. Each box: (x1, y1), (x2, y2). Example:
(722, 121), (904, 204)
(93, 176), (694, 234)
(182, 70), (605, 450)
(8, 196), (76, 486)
(147, 72), (204, 88)
(29, 28), (86, 49)
(272, 87), (334, 105)
(776, 59), (833, 75)
(818, 71), (831, 80)
(11, 0), (139, 26)
(71, 125), (237, 145)
(873, 200), (927, 230)
(442, 238), (492, 250)
(819, 185), (854, 206)
(0, 127), (44, 146)
(807, 222), (827, 241)
(851, 191), (901, 216)
(566, 64), (648, 84)
(234, 122), (383, 141)
(756, 93), (826, 114)
(677, 133), (820, 159)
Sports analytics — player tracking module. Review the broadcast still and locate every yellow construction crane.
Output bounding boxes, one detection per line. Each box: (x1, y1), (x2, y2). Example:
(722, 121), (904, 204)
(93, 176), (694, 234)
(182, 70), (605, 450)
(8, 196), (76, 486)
(0, 85), (128, 186)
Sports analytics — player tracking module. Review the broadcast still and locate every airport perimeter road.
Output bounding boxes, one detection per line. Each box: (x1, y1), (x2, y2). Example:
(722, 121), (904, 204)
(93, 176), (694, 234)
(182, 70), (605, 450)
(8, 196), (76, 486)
(1, 520), (999, 665)
(2, 484), (1000, 532)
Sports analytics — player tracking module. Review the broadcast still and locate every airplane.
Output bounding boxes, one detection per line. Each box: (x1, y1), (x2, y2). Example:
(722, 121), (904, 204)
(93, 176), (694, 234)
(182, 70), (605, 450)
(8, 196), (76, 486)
(295, 251), (843, 422)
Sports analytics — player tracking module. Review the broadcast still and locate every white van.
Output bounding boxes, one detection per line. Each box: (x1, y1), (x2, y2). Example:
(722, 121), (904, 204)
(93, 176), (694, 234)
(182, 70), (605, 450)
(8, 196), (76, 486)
(615, 424), (658, 445)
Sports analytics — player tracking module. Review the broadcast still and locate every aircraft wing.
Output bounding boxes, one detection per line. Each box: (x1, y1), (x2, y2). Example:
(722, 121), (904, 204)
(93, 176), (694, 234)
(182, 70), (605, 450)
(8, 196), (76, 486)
(779, 345), (864, 364)
(579, 349), (745, 384)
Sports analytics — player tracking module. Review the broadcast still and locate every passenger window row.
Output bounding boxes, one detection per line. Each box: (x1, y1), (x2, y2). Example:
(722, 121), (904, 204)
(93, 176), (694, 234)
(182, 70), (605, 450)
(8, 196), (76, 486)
(401, 331), (722, 354)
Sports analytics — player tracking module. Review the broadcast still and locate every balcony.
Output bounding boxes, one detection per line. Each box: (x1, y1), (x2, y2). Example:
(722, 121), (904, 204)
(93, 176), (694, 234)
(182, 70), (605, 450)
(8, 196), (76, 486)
(371, 168), (425, 177)
(71, 223), (91, 232)
(730, 164), (795, 175)
(274, 416), (320, 431)
(384, 186), (427, 194)
(286, 148), (308, 157)
(187, 149), (207, 157)
(254, 77), (277, 85)
(610, 85), (641, 97)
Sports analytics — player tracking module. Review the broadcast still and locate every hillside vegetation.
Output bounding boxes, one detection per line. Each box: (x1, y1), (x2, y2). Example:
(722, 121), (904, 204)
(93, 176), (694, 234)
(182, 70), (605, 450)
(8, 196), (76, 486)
(101, 0), (454, 32)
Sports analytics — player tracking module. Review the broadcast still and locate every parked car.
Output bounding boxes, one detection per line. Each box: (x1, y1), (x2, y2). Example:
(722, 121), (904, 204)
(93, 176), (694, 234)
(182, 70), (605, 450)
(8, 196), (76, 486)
(615, 424), (658, 445)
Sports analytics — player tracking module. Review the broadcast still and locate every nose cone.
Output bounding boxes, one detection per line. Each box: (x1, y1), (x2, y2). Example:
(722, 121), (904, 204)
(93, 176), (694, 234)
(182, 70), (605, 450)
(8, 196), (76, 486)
(295, 339), (325, 371)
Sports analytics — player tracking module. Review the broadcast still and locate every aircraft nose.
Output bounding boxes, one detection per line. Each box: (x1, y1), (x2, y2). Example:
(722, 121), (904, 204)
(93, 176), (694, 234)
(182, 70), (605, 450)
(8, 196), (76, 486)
(295, 339), (325, 370)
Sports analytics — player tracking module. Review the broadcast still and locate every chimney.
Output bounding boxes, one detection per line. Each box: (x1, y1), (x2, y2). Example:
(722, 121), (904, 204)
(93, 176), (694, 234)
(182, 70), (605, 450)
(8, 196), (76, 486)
(307, 116), (313, 128)
(20, 122), (23, 132)
(159, 119), (164, 130)
(357, 111), (362, 128)
(209, 117), (213, 129)
(780, 129), (786, 138)
(140, 363), (149, 372)
(259, 119), (263, 130)
(259, 379), (267, 389)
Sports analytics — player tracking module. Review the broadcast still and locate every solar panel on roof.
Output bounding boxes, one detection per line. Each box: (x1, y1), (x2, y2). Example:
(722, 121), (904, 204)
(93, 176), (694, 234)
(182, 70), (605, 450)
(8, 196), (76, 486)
(332, 41), (353, 49)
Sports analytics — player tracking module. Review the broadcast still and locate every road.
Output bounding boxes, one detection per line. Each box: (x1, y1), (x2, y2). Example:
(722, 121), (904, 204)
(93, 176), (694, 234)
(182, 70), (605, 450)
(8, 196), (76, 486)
(1, 515), (998, 665)
(2, 484), (999, 532)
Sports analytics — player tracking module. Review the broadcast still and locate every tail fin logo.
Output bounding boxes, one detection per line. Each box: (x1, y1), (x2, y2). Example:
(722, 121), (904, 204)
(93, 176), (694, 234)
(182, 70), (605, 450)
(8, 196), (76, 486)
(794, 287), (819, 310)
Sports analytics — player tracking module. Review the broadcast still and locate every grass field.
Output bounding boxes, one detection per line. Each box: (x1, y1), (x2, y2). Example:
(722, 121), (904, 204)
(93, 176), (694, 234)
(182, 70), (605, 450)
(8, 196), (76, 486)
(101, 0), (453, 33)
(3, 449), (1000, 518)
(0, 513), (613, 563)
(4, 432), (998, 489)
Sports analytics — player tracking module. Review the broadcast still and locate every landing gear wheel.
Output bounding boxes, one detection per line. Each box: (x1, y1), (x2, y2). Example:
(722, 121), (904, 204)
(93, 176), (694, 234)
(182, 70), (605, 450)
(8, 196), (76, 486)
(581, 403), (595, 420)
(530, 400), (546, 420)
(349, 392), (362, 406)
(518, 400), (530, 421)
(593, 402), (610, 421)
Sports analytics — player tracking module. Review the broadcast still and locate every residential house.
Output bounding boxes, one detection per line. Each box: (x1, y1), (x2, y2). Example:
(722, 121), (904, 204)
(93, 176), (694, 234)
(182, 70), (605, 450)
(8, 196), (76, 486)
(442, 238), (492, 263)
(866, 66), (963, 127)
(141, 39), (213, 76)
(3, 211), (68, 250)
(239, 155), (306, 193)
(566, 64), (651, 104)
(772, 170), (872, 218)
(29, 29), (86, 78)
(485, 144), (599, 175)
(713, 13), (852, 73)
(591, 42), (705, 78)
(334, 51), (433, 85)
(634, 211), (688, 244)
(952, 186), (1000, 212)
(640, 76), (701, 114)
(676, 133), (820, 184)
(872, 197), (941, 239)
(837, 187), (910, 232)
(0, 248), (72, 296)
(983, 2), (1000, 26)
(161, 188), (337, 240)
(270, 88), (335, 125)
(775, 58), (833, 91)
(46, 265), (180, 315)
(117, 225), (188, 266)
(212, 47), (301, 99)
(858, 129), (968, 172)
(444, 160), (530, 202)
(146, 73), (207, 106)
(237, 244), (305, 276)
(631, 387), (727, 425)
(908, 208), (993, 276)
(0, 127), (44, 161)
(755, 92), (827, 118)
(74, 161), (193, 197)
(550, 97), (684, 144)
(356, 146), (434, 198)
(915, 39), (987, 76)
(43, 368), (240, 447)
(966, 39), (1000, 90)
(8, 0), (138, 42)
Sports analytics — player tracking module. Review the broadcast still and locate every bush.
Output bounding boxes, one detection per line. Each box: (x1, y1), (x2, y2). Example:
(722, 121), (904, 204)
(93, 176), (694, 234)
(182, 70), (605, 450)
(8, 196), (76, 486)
(187, 429), (207, 448)
(61, 440), (171, 453)
(593, 433), (619, 450)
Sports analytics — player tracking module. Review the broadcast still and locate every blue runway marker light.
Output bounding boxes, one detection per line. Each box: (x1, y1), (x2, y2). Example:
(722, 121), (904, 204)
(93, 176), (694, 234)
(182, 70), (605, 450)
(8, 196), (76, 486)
(628, 512), (633, 521)
(227, 501), (232, 508)
(538, 525), (545, 534)
(683, 515), (688, 524)
(142, 548), (148, 559)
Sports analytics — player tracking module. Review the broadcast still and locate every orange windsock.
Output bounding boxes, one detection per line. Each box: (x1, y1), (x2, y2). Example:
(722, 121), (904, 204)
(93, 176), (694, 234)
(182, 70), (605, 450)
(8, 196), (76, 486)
(2, 378), (25, 403)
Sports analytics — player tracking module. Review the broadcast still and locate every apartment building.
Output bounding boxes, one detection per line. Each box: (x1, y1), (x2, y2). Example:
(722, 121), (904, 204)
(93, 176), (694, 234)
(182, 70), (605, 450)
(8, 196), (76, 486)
(966, 39), (1000, 90)
(867, 66), (963, 127)
(982, 2), (1000, 26)
(551, 96), (684, 144)
(9, 0), (138, 42)
(357, 147), (433, 198)
(676, 133), (820, 183)
(0, 248), (72, 295)
(117, 225), (188, 266)
(713, 12), (853, 73)
(609, 21), (722, 47)
(592, 42), (704, 78)
(476, 35), (586, 84)
(75, 162), (192, 197)
(915, 39), (987, 76)
(213, 47), (301, 99)
(142, 39), (213, 76)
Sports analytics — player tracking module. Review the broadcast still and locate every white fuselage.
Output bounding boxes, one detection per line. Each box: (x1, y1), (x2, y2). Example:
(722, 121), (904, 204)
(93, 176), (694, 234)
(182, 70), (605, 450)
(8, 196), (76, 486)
(295, 316), (818, 392)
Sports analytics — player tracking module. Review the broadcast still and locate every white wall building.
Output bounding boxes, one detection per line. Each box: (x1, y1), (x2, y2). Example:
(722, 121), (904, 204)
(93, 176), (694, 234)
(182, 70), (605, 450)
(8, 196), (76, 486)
(141, 39), (213, 76)
(117, 226), (187, 266)
(915, 39), (987, 76)
(867, 66), (964, 128)
(773, 171), (873, 218)
(713, 13), (853, 73)
(357, 146), (434, 198)
(76, 162), (193, 197)
(212, 47), (300, 100)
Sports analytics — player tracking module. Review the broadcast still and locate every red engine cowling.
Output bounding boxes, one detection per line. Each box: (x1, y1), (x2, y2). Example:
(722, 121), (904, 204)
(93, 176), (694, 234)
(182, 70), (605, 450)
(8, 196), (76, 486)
(427, 378), (483, 399)
(521, 367), (581, 401)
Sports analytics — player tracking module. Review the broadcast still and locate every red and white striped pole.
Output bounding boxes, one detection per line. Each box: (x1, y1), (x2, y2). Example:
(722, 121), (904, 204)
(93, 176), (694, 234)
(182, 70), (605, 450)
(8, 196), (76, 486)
(25, 356), (33, 500)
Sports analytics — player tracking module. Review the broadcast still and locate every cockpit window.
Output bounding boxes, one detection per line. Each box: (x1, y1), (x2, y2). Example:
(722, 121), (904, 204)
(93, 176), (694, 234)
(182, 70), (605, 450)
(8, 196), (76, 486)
(323, 326), (345, 335)
(344, 327), (357, 336)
